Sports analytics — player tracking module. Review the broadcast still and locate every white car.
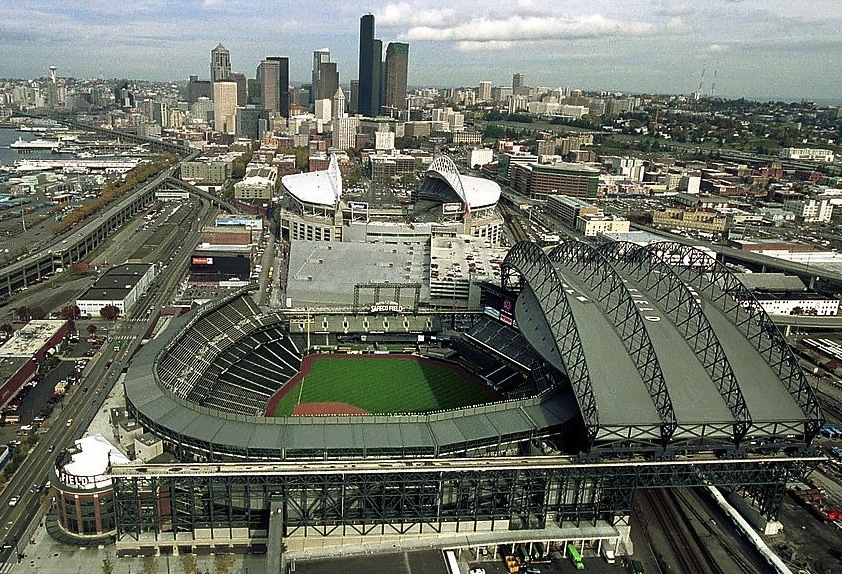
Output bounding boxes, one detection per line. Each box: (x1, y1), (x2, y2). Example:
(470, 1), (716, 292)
(470, 569), (485, 574)
(8, 496), (19, 507)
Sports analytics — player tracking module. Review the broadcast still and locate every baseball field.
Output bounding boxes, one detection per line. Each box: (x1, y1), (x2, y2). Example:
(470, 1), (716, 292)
(266, 354), (499, 416)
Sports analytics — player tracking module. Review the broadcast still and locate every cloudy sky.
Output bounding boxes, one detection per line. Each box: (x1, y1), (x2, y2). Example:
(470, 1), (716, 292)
(3, 0), (841, 101)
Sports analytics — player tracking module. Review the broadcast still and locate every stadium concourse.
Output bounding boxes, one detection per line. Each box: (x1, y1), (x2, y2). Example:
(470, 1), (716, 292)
(100, 239), (823, 564)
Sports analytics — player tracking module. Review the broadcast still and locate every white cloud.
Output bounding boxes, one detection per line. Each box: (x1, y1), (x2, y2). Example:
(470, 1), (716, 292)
(377, 2), (455, 27)
(407, 13), (687, 44)
(456, 40), (517, 52)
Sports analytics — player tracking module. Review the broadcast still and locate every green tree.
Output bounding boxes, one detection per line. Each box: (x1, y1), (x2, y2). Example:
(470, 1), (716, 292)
(101, 558), (114, 574)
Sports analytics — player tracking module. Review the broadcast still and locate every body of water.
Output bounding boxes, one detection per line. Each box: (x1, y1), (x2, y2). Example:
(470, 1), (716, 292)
(0, 128), (61, 169)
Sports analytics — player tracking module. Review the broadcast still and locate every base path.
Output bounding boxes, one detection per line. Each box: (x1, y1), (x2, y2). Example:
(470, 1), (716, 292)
(293, 402), (369, 416)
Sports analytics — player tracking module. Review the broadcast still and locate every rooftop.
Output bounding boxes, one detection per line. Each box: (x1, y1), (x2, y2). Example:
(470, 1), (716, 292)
(0, 320), (66, 358)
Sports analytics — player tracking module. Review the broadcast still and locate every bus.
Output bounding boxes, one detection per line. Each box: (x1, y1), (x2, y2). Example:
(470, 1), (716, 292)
(567, 544), (584, 570)
(444, 550), (460, 574)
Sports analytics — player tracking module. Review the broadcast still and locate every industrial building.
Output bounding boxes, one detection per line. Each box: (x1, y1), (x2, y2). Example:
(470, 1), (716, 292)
(76, 263), (156, 318)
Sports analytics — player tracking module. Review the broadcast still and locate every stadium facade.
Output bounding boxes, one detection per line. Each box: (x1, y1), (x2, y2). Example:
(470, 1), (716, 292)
(71, 233), (823, 559)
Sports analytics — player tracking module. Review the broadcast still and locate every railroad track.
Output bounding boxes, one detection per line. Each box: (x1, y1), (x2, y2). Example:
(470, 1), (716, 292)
(642, 488), (767, 574)
(817, 389), (842, 424)
(643, 488), (712, 573)
(673, 489), (766, 574)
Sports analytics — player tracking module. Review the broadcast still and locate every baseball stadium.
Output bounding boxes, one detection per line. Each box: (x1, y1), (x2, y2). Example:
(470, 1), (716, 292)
(51, 157), (824, 565)
(105, 238), (823, 561)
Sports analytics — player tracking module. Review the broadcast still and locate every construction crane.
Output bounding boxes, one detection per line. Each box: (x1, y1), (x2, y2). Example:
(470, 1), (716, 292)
(710, 60), (719, 98)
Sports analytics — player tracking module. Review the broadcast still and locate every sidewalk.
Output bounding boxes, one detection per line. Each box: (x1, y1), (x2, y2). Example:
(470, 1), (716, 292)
(5, 517), (266, 574)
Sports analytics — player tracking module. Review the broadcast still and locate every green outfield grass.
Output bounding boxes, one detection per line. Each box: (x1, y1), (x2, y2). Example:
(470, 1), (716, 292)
(272, 355), (493, 416)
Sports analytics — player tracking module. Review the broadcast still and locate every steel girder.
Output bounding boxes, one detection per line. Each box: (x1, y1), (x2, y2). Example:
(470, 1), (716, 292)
(646, 242), (824, 442)
(502, 241), (600, 448)
(598, 241), (752, 443)
(425, 155), (469, 204)
(112, 458), (807, 541)
(549, 240), (677, 447)
(352, 282), (422, 314)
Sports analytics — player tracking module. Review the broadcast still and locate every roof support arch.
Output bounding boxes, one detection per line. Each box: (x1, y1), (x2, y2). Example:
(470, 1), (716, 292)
(549, 240), (677, 446)
(646, 241), (823, 442)
(598, 241), (752, 443)
(502, 241), (600, 449)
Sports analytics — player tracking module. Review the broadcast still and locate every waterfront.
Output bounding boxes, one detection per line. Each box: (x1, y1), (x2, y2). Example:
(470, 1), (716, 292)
(0, 128), (57, 168)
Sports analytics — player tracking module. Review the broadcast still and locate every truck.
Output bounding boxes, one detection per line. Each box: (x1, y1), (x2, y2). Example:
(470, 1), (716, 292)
(567, 544), (584, 570)
(601, 546), (616, 564)
(631, 559), (645, 574)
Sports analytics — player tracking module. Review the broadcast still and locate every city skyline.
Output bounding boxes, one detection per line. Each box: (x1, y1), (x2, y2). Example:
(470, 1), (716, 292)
(2, 0), (841, 102)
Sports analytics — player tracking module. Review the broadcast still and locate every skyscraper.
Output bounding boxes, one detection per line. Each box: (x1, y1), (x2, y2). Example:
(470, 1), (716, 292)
(478, 81), (492, 101)
(257, 57), (290, 117)
(211, 44), (231, 82)
(512, 72), (524, 90)
(257, 59), (279, 113)
(229, 72), (247, 106)
(318, 62), (339, 102)
(357, 14), (381, 117)
(311, 49), (330, 104)
(213, 81), (238, 134)
(349, 80), (359, 114)
(272, 57), (290, 118)
(384, 42), (409, 114)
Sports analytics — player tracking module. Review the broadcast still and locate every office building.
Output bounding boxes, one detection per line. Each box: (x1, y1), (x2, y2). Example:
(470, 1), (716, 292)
(349, 80), (359, 114)
(358, 14), (381, 116)
(332, 116), (360, 150)
(492, 86), (513, 102)
(186, 75), (212, 104)
(510, 162), (600, 199)
(332, 87), (346, 120)
(311, 49), (330, 104)
(236, 107), (271, 140)
(229, 72), (247, 106)
(213, 80), (238, 134)
(210, 43), (231, 82)
(384, 42), (409, 114)
(318, 62), (339, 101)
(477, 81), (492, 101)
(257, 57), (290, 117)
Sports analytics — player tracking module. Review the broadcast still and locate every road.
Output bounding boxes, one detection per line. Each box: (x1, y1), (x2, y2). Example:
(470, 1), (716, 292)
(0, 180), (219, 568)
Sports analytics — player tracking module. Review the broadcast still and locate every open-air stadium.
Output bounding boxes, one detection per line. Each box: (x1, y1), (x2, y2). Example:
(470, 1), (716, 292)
(106, 237), (825, 561)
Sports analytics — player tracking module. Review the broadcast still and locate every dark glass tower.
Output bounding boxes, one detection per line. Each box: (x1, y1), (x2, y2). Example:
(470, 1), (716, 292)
(384, 42), (409, 113)
(358, 14), (381, 117)
(256, 57), (290, 117)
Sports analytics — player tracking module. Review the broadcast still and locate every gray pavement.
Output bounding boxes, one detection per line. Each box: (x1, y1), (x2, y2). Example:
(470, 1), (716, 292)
(6, 519), (265, 574)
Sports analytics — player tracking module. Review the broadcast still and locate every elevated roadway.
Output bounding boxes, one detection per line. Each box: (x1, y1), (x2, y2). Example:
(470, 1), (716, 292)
(0, 175), (235, 301)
